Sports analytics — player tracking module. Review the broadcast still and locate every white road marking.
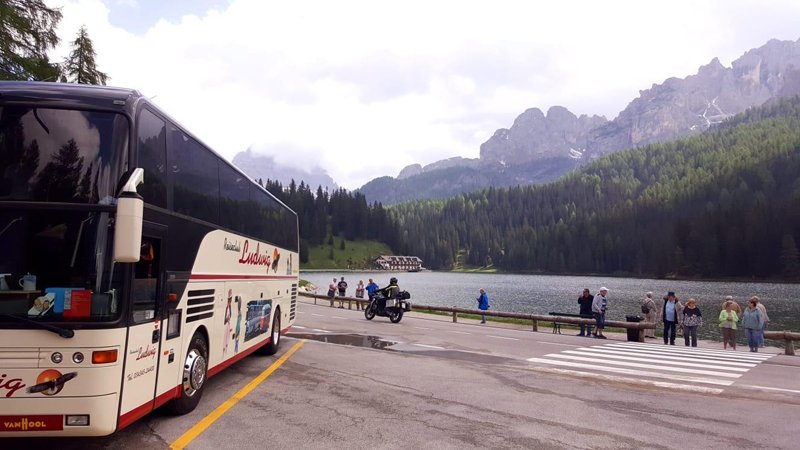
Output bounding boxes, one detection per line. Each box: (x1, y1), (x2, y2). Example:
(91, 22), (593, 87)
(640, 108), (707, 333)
(530, 366), (725, 394)
(608, 342), (773, 361)
(584, 346), (759, 367)
(526, 358), (734, 386)
(561, 349), (751, 371)
(487, 335), (519, 341)
(413, 344), (445, 350)
(448, 331), (471, 335)
(292, 325), (306, 329)
(331, 316), (347, 320)
(538, 342), (583, 347)
(311, 329), (331, 333)
(413, 327), (432, 330)
(311, 313), (325, 317)
(739, 385), (800, 395)
(544, 353), (741, 378)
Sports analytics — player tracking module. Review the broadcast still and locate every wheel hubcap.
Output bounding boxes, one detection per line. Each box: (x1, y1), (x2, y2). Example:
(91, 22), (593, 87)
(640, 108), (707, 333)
(183, 349), (206, 397)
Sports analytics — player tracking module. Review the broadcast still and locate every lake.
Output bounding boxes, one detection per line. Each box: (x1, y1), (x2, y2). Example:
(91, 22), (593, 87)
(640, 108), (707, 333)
(301, 271), (800, 342)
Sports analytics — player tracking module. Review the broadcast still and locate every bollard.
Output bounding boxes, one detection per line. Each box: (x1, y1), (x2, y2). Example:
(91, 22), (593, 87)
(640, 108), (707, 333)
(786, 339), (796, 356)
(532, 319), (538, 332)
(452, 311), (457, 323)
(638, 325), (645, 342)
(348, 299), (352, 310)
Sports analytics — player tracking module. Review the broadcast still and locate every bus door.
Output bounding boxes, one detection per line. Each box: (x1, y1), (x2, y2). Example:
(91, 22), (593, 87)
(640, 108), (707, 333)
(119, 229), (165, 425)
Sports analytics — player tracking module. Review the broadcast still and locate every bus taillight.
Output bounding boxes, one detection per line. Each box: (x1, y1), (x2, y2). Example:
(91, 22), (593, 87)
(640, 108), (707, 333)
(92, 350), (118, 364)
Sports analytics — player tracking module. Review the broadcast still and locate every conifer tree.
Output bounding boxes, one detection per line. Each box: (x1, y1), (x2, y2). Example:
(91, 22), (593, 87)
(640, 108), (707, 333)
(0, 0), (62, 81)
(62, 25), (108, 85)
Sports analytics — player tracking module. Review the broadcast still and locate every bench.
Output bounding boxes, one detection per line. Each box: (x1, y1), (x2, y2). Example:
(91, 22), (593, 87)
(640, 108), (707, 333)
(548, 312), (594, 334)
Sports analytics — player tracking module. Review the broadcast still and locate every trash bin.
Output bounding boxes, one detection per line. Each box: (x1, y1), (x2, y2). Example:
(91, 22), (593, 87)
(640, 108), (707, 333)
(625, 315), (643, 342)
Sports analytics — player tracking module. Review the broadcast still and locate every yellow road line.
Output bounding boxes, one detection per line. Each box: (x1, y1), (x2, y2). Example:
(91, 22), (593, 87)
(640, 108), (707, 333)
(170, 340), (305, 449)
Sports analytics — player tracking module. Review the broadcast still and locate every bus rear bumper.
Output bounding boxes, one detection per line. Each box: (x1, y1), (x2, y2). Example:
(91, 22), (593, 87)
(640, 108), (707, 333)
(0, 393), (119, 436)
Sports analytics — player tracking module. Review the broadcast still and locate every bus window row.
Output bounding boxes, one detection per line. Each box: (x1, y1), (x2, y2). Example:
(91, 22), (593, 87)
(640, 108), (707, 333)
(136, 108), (297, 251)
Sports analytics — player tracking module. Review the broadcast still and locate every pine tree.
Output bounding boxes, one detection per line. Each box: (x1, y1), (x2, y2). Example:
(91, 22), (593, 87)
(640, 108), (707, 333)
(0, 0), (62, 81)
(62, 25), (108, 85)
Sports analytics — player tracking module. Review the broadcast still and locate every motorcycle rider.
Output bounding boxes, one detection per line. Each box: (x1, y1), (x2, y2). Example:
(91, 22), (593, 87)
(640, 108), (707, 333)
(378, 277), (399, 313)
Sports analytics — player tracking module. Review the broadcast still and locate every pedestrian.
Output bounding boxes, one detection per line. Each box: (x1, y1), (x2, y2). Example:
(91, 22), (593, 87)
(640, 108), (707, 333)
(742, 297), (764, 352)
(662, 291), (683, 345)
(753, 297), (769, 348)
(477, 289), (490, 323)
(327, 277), (337, 307)
(592, 287), (608, 339)
(681, 298), (703, 347)
(353, 280), (366, 310)
(641, 292), (657, 339)
(355, 280), (365, 298)
(577, 288), (594, 337)
(336, 276), (348, 308)
(366, 278), (379, 299)
(721, 295), (742, 316)
(719, 301), (739, 350)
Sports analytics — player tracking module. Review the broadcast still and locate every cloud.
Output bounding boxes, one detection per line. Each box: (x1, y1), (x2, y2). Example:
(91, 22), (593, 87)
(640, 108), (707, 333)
(47, 0), (800, 189)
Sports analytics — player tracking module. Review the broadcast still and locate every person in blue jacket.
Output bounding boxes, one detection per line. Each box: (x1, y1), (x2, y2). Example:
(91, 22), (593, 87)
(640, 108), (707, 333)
(477, 289), (490, 323)
(366, 278), (379, 299)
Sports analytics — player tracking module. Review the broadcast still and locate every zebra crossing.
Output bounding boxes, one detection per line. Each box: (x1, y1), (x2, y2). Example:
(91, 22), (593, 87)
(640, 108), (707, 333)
(527, 341), (774, 389)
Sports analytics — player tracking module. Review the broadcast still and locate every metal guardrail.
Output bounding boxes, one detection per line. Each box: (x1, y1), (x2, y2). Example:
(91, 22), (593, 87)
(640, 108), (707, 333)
(298, 292), (654, 342)
(764, 331), (800, 356)
(299, 292), (800, 355)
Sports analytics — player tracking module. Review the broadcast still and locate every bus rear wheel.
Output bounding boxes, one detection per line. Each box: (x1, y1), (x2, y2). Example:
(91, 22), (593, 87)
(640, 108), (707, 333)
(257, 308), (281, 356)
(168, 332), (208, 415)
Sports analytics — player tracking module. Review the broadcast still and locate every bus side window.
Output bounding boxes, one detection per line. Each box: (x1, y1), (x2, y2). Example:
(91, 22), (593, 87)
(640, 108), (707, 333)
(131, 237), (160, 323)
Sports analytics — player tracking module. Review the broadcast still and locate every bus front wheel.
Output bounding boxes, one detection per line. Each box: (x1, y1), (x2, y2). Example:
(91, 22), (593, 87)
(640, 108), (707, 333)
(168, 332), (208, 415)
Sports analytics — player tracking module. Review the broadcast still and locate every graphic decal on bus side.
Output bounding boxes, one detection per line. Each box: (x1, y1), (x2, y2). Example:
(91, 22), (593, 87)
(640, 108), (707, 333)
(223, 289), (233, 359)
(26, 370), (78, 396)
(244, 299), (272, 342)
(234, 295), (242, 353)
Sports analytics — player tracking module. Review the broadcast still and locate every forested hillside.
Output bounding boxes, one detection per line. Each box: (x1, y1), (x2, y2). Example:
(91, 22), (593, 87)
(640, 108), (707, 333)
(261, 180), (400, 263)
(391, 97), (800, 279)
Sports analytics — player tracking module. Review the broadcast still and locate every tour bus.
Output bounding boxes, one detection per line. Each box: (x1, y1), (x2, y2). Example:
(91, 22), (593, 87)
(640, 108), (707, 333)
(0, 82), (299, 436)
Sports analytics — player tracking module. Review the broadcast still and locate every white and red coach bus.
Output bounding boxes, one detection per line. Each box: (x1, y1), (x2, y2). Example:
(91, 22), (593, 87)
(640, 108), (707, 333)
(0, 82), (299, 436)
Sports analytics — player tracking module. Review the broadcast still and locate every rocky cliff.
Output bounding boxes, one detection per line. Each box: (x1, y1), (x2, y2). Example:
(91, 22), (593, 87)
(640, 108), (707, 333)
(360, 38), (800, 205)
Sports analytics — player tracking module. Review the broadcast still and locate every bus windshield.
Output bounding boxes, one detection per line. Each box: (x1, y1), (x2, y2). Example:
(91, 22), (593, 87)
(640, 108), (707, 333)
(0, 105), (129, 323)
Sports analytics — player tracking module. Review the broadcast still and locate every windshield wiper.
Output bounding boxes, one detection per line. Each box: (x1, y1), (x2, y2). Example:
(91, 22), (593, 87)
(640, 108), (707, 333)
(0, 314), (75, 338)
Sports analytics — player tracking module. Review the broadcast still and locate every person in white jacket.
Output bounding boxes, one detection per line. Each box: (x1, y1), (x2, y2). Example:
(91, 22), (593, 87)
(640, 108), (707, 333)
(592, 287), (609, 339)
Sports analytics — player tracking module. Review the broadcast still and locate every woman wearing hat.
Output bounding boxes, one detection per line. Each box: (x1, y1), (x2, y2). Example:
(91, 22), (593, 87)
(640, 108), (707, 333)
(681, 298), (702, 347)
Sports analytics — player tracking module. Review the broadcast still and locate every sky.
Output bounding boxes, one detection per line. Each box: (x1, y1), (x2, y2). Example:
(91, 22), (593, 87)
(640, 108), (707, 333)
(47, 0), (800, 189)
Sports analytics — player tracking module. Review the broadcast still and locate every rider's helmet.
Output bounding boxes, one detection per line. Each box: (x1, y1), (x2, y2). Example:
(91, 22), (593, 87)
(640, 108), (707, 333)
(390, 277), (397, 284)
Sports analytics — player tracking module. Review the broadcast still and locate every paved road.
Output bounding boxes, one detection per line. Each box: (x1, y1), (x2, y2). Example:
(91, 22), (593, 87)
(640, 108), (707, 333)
(13, 299), (800, 449)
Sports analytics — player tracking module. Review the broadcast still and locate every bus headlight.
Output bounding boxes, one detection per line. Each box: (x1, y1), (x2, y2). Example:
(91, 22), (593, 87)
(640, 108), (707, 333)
(51, 352), (63, 364)
(65, 415), (89, 426)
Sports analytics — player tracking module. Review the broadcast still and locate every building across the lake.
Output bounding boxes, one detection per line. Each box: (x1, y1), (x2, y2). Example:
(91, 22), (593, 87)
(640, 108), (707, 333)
(374, 255), (424, 272)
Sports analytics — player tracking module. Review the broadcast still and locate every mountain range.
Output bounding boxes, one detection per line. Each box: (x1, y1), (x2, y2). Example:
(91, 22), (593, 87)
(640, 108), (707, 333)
(233, 38), (800, 205)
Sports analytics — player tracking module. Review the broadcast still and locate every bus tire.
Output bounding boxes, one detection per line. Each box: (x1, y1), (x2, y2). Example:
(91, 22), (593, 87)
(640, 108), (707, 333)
(167, 332), (208, 415)
(257, 308), (281, 356)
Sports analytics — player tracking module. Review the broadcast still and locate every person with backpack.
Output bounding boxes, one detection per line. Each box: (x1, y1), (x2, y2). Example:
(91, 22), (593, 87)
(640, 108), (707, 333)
(477, 289), (490, 324)
(641, 292), (657, 339)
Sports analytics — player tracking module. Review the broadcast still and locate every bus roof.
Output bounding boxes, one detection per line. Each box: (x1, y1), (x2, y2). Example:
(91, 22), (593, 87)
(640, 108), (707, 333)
(0, 81), (141, 111)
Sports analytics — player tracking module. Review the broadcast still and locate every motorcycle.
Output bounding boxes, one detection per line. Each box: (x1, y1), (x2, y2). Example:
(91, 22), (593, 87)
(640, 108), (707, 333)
(364, 290), (412, 323)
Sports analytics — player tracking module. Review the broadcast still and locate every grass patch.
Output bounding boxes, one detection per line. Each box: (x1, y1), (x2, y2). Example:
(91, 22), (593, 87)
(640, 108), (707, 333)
(304, 239), (392, 270)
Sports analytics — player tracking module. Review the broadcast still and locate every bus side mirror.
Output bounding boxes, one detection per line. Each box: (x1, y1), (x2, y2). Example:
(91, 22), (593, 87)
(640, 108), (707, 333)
(114, 168), (144, 263)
